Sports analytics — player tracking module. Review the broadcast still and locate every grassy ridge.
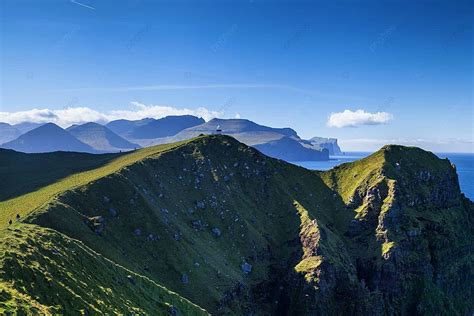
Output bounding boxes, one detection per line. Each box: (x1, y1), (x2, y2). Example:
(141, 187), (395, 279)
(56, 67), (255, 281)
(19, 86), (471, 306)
(0, 138), (197, 227)
(319, 148), (385, 203)
(24, 136), (351, 313)
(0, 149), (119, 201)
(0, 224), (208, 315)
(0, 136), (472, 314)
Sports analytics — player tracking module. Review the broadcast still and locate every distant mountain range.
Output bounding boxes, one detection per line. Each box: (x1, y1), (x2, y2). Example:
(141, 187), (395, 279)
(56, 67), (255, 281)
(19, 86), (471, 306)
(0, 123), (22, 144)
(13, 122), (45, 134)
(1, 135), (471, 314)
(0, 116), (342, 161)
(2, 123), (96, 153)
(67, 122), (139, 152)
(107, 115), (205, 140)
(104, 118), (154, 137)
(160, 118), (330, 161)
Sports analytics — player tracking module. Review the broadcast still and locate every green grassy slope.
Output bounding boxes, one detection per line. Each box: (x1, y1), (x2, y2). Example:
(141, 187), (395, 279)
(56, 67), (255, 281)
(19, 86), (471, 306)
(0, 139), (194, 226)
(319, 148), (385, 203)
(0, 224), (208, 315)
(0, 149), (119, 201)
(26, 136), (353, 314)
(0, 136), (472, 315)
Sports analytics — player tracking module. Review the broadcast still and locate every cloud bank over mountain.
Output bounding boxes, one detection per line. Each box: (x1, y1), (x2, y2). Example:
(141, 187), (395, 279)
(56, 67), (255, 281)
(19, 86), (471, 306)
(0, 102), (224, 127)
(327, 109), (393, 128)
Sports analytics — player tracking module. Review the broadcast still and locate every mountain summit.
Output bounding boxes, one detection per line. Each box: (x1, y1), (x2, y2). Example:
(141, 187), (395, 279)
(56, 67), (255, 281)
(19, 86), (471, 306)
(2, 116), (337, 161)
(166, 118), (329, 161)
(0, 135), (471, 314)
(173, 118), (298, 140)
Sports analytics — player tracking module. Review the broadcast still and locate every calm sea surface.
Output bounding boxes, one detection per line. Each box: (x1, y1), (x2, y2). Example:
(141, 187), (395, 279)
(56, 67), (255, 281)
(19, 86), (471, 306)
(293, 152), (474, 201)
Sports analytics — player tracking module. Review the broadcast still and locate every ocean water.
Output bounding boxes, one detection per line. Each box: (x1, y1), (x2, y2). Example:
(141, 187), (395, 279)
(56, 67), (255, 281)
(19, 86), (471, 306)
(293, 152), (474, 201)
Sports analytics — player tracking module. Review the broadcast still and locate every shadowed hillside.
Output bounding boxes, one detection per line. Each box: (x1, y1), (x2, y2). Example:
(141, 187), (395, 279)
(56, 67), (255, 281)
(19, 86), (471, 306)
(0, 149), (119, 201)
(0, 135), (472, 314)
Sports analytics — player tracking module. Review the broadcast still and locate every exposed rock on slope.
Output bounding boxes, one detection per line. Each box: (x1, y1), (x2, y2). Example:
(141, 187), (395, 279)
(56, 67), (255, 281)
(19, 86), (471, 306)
(0, 136), (472, 314)
(320, 145), (473, 315)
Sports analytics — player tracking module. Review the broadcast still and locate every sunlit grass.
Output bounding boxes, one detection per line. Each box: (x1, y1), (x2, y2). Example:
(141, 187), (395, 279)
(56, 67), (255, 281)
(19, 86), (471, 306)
(0, 138), (200, 228)
(0, 223), (208, 314)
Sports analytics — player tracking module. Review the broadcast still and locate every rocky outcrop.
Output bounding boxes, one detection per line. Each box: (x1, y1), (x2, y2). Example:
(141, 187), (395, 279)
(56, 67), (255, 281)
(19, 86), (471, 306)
(309, 137), (343, 155)
(322, 145), (474, 315)
(6, 136), (472, 315)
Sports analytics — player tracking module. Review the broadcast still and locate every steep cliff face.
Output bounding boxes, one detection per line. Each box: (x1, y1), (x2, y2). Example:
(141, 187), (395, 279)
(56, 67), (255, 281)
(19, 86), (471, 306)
(0, 136), (472, 315)
(321, 145), (474, 315)
(254, 136), (329, 161)
(309, 137), (343, 155)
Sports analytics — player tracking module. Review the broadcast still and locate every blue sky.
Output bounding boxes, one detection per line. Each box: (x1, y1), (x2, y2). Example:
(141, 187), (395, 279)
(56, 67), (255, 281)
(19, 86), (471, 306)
(0, 0), (472, 152)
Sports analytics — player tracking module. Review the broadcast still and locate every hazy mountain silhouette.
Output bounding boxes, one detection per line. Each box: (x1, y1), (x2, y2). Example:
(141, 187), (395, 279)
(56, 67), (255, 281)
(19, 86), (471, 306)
(13, 122), (44, 134)
(0, 123), (22, 144)
(129, 115), (205, 139)
(2, 123), (96, 153)
(106, 116), (205, 140)
(2, 117), (338, 161)
(161, 118), (328, 161)
(254, 136), (329, 161)
(105, 118), (155, 137)
(174, 118), (298, 141)
(67, 122), (140, 152)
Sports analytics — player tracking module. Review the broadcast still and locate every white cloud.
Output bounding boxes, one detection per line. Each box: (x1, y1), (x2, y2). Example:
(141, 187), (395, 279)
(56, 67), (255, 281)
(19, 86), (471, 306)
(327, 109), (393, 128)
(0, 102), (224, 128)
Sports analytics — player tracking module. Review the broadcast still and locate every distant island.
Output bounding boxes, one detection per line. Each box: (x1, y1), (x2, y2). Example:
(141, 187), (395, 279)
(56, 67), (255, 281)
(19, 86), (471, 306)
(0, 116), (342, 162)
